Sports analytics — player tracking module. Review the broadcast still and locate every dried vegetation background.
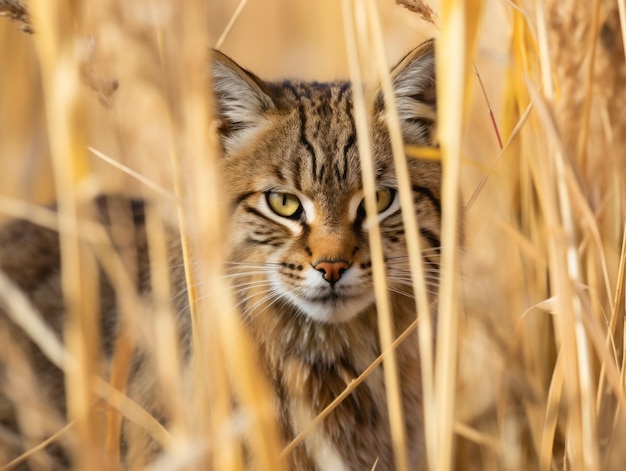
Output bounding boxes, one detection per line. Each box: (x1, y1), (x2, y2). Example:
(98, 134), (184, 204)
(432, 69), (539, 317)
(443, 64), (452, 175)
(0, 0), (625, 469)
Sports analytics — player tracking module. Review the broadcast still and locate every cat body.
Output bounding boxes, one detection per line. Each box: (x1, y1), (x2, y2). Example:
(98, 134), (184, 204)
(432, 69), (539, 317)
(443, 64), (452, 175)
(0, 39), (441, 470)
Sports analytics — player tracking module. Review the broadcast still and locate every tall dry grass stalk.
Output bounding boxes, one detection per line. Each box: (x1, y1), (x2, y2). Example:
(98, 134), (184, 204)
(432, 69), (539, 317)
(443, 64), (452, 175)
(0, 0), (625, 470)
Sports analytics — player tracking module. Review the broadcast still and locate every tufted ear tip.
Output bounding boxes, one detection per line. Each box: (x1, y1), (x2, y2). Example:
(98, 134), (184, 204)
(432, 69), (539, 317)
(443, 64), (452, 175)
(211, 50), (275, 151)
(378, 38), (437, 146)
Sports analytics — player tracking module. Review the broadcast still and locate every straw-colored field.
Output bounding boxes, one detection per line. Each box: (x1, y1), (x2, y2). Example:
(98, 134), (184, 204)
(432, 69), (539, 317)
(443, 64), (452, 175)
(0, 0), (625, 469)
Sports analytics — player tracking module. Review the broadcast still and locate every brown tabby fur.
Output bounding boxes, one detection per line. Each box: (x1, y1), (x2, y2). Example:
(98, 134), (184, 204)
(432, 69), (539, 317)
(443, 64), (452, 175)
(0, 39), (441, 470)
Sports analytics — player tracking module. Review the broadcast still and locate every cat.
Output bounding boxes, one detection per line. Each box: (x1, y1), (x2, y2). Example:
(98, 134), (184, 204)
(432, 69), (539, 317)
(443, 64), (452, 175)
(0, 38), (441, 470)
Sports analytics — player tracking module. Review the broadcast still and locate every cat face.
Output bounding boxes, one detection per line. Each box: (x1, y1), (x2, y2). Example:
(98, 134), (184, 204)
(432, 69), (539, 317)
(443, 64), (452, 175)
(212, 40), (441, 324)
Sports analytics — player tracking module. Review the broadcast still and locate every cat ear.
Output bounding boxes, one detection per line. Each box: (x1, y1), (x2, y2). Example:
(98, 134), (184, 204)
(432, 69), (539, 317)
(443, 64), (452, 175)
(379, 38), (437, 145)
(211, 50), (275, 150)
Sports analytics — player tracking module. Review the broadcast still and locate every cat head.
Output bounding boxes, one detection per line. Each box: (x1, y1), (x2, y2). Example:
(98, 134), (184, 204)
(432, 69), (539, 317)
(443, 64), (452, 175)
(211, 39), (441, 324)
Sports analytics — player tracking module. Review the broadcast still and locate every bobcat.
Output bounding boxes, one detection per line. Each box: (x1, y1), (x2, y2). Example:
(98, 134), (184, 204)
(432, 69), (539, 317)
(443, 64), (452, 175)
(0, 39), (441, 470)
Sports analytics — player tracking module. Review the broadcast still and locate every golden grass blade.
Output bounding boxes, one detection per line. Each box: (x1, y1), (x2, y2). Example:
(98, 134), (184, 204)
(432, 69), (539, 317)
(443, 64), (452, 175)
(27, 2), (105, 467)
(0, 270), (69, 371)
(619, 0), (626, 64)
(530, 83), (601, 469)
(93, 378), (173, 449)
(539, 350), (564, 471)
(0, 197), (60, 229)
(435, 0), (483, 469)
(404, 145), (442, 161)
(88, 147), (176, 200)
(575, 0), (601, 170)
(581, 304), (626, 410)
(156, 4), (221, 467)
(0, 422), (75, 471)
(453, 422), (500, 451)
(607, 224), (626, 349)
(365, 2), (436, 468)
(105, 326), (134, 464)
(342, 1), (408, 469)
(161, 2), (284, 468)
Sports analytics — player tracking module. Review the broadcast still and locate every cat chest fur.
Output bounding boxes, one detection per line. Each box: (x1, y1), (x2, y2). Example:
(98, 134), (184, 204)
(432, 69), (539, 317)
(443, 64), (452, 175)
(248, 299), (425, 471)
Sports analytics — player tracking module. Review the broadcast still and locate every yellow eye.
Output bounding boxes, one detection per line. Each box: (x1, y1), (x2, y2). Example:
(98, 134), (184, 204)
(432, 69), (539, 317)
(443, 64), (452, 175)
(266, 191), (303, 218)
(359, 188), (396, 215)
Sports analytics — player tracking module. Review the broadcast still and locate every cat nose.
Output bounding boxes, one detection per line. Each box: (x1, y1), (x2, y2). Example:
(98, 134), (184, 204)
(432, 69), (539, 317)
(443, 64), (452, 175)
(314, 260), (350, 285)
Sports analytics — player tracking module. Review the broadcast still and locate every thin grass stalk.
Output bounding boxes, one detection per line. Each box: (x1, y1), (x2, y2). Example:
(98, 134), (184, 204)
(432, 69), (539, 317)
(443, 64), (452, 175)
(157, 66), (216, 471)
(473, 63), (504, 150)
(0, 269), (68, 372)
(104, 204), (164, 465)
(618, 0), (626, 64)
(364, 3), (436, 469)
(580, 304), (626, 411)
(166, 131), (217, 469)
(564, 178), (613, 309)
(465, 96), (535, 212)
(554, 165), (600, 471)
(623, 305), (626, 390)
(452, 422), (501, 451)
(506, 8), (561, 464)
(0, 422), (74, 471)
(615, 226), (626, 384)
(576, 0), (602, 171)
(154, 8), (218, 468)
(87, 147), (175, 201)
(532, 2), (589, 468)
(144, 204), (188, 445)
(342, 1), (409, 470)
(214, 6), (286, 468)
(281, 319), (419, 458)
(570, 181), (626, 415)
(215, 0), (249, 49)
(534, 131), (593, 469)
(435, 0), (483, 469)
(539, 349), (564, 471)
(615, 267), (626, 466)
(92, 377), (173, 449)
(105, 325), (134, 466)
(532, 18), (601, 460)
(27, 2), (107, 469)
(85, 200), (181, 460)
(607, 224), (626, 354)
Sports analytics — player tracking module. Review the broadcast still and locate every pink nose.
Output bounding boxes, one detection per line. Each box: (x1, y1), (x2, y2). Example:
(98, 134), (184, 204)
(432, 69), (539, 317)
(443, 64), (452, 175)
(314, 260), (350, 285)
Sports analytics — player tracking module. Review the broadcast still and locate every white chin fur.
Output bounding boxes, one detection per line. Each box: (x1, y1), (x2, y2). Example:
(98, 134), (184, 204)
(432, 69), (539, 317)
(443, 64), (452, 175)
(285, 291), (375, 324)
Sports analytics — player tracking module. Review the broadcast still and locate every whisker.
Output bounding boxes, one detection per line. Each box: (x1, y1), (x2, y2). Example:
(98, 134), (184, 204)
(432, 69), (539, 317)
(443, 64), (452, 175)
(239, 290), (290, 323)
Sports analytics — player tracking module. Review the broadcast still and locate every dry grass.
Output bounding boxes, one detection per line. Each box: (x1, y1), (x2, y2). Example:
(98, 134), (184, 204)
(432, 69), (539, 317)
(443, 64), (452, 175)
(0, 0), (625, 469)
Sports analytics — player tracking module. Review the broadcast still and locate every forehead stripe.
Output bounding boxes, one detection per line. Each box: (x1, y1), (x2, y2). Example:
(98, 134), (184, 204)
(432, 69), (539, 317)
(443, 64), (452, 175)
(283, 82), (319, 181)
(297, 103), (318, 180)
(341, 133), (355, 182)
